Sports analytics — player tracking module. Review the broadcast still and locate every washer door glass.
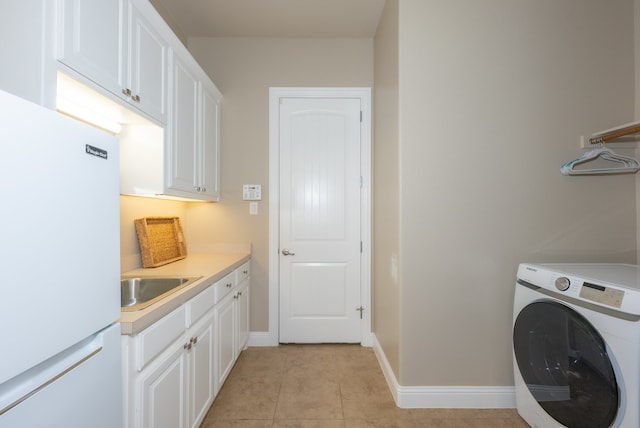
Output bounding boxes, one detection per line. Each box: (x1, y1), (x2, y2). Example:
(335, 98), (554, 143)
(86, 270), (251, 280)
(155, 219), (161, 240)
(513, 301), (618, 428)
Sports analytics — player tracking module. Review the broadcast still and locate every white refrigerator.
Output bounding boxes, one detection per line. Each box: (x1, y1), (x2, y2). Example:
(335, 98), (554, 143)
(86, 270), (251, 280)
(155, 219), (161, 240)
(0, 90), (122, 427)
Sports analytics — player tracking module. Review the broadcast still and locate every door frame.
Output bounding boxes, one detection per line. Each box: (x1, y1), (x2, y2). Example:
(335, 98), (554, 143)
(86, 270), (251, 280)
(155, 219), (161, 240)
(266, 87), (372, 346)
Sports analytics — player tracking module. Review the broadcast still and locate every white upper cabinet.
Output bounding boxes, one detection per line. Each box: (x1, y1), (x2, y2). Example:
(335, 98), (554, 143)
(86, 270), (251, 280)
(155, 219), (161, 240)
(119, 51), (221, 202)
(0, 0), (56, 107)
(120, 52), (222, 201)
(58, 0), (168, 124)
(126, 2), (168, 122)
(168, 55), (200, 195)
(57, 0), (123, 96)
(167, 51), (221, 201)
(199, 83), (221, 200)
(55, 0), (221, 202)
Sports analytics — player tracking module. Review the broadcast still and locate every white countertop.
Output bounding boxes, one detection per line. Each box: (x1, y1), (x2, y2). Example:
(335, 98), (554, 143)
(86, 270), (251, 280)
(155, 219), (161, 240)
(120, 252), (251, 335)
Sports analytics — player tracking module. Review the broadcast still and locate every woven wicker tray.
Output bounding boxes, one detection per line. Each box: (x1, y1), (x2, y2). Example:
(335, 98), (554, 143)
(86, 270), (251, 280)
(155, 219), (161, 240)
(135, 217), (187, 267)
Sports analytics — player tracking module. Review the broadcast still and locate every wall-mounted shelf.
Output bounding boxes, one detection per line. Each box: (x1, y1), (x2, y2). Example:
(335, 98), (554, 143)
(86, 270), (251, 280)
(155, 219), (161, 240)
(579, 120), (640, 148)
(589, 120), (640, 144)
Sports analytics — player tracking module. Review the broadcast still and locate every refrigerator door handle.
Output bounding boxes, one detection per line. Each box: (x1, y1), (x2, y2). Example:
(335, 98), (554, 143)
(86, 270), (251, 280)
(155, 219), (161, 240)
(0, 332), (104, 416)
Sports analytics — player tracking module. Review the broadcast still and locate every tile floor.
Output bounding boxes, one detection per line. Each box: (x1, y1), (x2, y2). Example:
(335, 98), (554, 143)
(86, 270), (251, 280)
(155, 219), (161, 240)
(200, 344), (530, 427)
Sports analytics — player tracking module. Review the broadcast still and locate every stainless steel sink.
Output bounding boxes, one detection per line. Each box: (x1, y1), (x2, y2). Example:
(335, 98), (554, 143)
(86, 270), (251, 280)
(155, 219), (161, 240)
(121, 276), (202, 311)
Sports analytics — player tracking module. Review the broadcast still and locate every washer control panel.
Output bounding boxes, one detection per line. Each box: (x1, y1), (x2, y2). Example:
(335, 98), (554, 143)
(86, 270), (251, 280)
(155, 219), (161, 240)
(579, 282), (624, 308)
(555, 277), (570, 291)
(516, 263), (640, 315)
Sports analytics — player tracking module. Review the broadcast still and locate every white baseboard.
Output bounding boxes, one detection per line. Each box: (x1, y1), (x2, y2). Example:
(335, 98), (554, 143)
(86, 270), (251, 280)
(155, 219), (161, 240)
(372, 334), (516, 409)
(247, 331), (373, 347)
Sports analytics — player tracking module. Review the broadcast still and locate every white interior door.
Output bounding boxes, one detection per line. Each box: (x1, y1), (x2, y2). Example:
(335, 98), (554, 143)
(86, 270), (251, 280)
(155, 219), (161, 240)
(278, 97), (362, 343)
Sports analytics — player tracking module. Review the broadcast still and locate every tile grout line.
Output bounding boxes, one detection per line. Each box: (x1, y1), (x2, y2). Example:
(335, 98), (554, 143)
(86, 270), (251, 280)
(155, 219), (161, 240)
(271, 347), (287, 426)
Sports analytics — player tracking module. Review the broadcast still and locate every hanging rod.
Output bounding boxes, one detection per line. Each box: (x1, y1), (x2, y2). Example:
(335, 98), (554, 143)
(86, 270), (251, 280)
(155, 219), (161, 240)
(589, 120), (640, 144)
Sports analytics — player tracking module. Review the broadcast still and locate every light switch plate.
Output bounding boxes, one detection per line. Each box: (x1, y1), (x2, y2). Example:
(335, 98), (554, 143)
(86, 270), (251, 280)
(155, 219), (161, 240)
(243, 184), (262, 200)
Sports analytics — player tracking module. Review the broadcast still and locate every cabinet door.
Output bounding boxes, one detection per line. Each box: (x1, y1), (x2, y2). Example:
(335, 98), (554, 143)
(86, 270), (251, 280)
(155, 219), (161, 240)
(128, 2), (168, 123)
(168, 54), (199, 195)
(236, 280), (250, 354)
(215, 293), (236, 389)
(58, 0), (125, 97)
(199, 84), (220, 200)
(189, 315), (215, 428)
(139, 344), (188, 428)
(0, 0), (53, 106)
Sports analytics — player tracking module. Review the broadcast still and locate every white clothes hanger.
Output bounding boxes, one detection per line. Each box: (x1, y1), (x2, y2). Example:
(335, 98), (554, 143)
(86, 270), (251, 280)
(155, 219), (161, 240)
(561, 145), (640, 176)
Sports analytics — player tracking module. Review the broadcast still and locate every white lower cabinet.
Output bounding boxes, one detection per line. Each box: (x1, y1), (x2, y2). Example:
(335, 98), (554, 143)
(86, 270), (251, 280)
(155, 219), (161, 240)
(188, 315), (215, 428)
(138, 316), (214, 428)
(215, 292), (236, 390)
(138, 341), (188, 428)
(130, 312), (214, 428)
(237, 274), (250, 354)
(215, 261), (251, 389)
(123, 262), (250, 428)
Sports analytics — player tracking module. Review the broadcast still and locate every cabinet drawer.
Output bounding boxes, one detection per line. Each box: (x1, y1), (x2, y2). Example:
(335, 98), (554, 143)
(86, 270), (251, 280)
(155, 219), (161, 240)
(186, 285), (215, 327)
(213, 271), (236, 304)
(136, 305), (186, 371)
(237, 261), (250, 283)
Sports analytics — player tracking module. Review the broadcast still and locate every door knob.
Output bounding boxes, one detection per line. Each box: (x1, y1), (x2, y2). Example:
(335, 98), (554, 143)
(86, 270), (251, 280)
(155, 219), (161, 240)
(281, 248), (296, 256)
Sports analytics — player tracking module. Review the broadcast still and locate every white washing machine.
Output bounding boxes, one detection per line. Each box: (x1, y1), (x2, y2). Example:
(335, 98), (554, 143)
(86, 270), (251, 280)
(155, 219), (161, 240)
(513, 263), (640, 428)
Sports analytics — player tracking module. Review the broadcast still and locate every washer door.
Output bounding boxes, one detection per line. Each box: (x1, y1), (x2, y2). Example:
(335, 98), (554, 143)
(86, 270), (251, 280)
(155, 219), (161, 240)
(513, 301), (619, 428)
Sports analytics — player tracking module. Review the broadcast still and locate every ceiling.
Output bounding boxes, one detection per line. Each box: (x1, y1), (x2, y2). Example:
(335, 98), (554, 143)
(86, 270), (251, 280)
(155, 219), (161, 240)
(149, 0), (386, 39)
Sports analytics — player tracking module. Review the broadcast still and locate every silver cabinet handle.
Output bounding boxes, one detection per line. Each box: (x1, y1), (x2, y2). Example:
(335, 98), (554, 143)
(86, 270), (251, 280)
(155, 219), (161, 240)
(281, 248), (295, 256)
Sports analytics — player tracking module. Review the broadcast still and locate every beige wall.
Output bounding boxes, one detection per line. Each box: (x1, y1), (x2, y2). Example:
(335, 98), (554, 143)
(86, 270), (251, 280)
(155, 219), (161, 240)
(136, 0), (638, 389)
(373, 0), (401, 378)
(180, 0), (637, 386)
(185, 37), (374, 331)
(394, 0), (636, 386)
